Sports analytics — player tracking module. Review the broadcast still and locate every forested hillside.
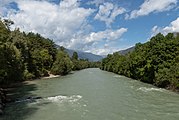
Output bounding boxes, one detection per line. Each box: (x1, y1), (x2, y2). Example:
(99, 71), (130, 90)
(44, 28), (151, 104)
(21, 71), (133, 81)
(0, 19), (100, 86)
(101, 33), (179, 90)
(118, 46), (135, 55)
(64, 48), (103, 62)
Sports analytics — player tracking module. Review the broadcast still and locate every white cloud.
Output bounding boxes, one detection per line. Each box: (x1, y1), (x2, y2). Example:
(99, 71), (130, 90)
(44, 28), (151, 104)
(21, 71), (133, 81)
(87, 47), (118, 55)
(0, 0), (13, 7)
(94, 2), (126, 27)
(151, 25), (161, 36)
(2, 0), (127, 55)
(0, 0), (15, 16)
(68, 28), (127, 55)
(6, 0), (94, 46)
(151, 17), (179, 36)
(85, 28), (127, 43)
(126, 0), (177, 19)
(0, 0), (57, 16)
(87, 0), (105, 7)
(86, 45), (129, 55)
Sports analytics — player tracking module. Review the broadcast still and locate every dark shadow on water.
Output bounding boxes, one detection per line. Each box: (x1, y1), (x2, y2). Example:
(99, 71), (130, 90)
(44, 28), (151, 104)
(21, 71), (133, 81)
(1, 82), (47, 120)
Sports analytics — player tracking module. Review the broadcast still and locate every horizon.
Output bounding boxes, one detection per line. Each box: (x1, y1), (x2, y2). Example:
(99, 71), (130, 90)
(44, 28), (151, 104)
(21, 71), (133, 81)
(0, 0), (179, 55)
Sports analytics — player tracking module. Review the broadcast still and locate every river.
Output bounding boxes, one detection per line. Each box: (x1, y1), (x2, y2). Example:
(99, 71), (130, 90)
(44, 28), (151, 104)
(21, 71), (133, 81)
(1, 68), (179, 120)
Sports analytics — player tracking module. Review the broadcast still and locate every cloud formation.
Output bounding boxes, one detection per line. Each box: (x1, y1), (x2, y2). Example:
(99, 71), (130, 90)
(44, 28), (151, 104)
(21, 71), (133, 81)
(151, 17), (179, 36)
(87, 0), (105, 7)
(126, 0), (177, 19)
(95, 2), (126, 27)
(85, 28), (127, 43)
(1, 0), (127, 55)
(0, 0), (16, 16)
(6, 0), (95, 47)
(87, 47), (121, 55)
(68, 28), (127, 53)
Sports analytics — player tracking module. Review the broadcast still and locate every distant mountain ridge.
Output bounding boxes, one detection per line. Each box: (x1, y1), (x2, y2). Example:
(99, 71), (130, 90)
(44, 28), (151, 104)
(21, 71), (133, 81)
(65, 48), (103, 62)
(55, 45), (135, 61)
(118, 46), (135, 55)
(55, 45), (103, 62)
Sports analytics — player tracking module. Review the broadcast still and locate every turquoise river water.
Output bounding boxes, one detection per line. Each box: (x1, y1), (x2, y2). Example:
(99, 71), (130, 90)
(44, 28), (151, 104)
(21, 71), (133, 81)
(1, 68), (179, 120)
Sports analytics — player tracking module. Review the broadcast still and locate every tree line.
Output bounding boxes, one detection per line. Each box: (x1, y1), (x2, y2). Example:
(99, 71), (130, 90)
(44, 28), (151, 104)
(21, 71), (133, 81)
(101, 33), (179, 90)
(0, 19), (100, 86)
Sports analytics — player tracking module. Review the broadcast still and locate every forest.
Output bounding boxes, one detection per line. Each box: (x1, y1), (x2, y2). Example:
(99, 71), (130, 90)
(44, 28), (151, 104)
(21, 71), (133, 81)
(0, 19), (100, 86)
(101, 33), (179, 90)
(1, 18), (179, 91)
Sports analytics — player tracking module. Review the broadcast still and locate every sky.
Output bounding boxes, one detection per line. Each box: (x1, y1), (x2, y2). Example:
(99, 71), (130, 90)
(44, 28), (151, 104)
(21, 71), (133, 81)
(0, 0), (179, 55)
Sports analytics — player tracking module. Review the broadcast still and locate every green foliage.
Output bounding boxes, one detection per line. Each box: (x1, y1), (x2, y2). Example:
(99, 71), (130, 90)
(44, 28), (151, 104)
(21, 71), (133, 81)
(0, 42), (24, 84)
(23, 69), (35, 80)
(72, 52), (78, 60)
(101, 33), (179, 89)
(51, 50), (73, 75)
(0, 19), (57, 85)
(71, 52), (100, 71)
(0, 18), (100, 86)
(3, 19), (14, 30)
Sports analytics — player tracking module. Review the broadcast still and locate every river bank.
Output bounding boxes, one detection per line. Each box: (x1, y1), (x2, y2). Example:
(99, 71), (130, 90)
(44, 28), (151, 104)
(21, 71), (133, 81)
(101, 69), (179, 93)
(0, 88), (6, 115)
(0, 73), (61, 115)
(40, 74), (60, 79)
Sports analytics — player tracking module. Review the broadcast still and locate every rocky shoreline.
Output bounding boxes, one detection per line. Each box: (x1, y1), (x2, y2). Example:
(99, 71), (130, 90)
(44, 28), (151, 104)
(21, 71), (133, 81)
(0, 88), (6, 115)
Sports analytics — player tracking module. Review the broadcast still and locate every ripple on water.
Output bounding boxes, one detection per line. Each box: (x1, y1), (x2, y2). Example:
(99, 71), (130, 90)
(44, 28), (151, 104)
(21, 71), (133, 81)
(27, 95), (84, 107)
(137, 87), (164, 92)
(113, 75), (122, 78)
(46, 95), (82, 103)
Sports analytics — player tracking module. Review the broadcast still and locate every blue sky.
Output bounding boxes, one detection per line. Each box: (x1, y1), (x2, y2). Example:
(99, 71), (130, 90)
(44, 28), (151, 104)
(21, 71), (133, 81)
(0, 0), (179, 55)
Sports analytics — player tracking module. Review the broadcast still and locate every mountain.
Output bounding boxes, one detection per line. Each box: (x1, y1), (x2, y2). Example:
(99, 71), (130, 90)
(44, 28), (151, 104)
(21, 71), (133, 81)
(65, 48), (103, 62)
(55, 45), (103, 61)
(174, 32), (179, 37)
(118, 46), (135, 55)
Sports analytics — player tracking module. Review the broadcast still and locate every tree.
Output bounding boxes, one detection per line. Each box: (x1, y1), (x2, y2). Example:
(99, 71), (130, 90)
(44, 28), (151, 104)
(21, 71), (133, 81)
(0, 43), (24, 85)
(72, 52), (78, 60)
(101, 32), (179, 90)
(0, 18), (101, 86)
(51, 50), (73, 75)
(3, 19), (14, 30)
